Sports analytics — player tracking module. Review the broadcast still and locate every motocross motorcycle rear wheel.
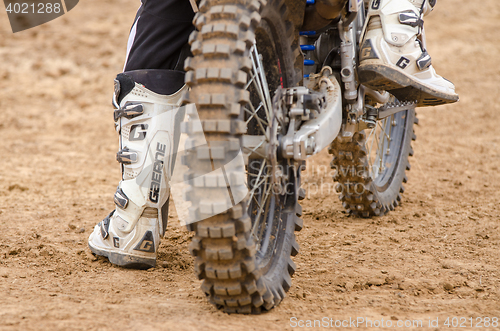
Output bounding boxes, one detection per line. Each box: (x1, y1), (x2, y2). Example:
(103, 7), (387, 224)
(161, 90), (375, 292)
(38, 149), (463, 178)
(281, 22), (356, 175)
(183, 0), (303, 313)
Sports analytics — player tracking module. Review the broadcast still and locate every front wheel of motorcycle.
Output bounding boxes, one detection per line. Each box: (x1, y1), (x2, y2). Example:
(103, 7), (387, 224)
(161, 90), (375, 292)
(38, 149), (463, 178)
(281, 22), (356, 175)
(329, 104), (418, 217)
(183, 0), (303, 313)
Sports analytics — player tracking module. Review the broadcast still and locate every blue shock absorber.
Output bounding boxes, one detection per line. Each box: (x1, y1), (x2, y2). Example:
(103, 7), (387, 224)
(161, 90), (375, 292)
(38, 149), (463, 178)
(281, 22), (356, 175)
(300, 35), (317, 77)
(300, 45), (316, 52)
(299, 30), (316, 36)
(301, 0), (317, 79)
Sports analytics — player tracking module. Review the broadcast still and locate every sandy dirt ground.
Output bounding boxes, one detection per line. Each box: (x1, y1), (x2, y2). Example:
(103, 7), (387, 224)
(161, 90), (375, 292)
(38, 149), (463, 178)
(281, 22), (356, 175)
(0, 0), (499, 330)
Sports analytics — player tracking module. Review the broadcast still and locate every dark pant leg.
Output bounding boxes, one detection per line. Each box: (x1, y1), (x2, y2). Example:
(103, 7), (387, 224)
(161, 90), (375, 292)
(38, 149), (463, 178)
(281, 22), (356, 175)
(124, 0), (195, 71)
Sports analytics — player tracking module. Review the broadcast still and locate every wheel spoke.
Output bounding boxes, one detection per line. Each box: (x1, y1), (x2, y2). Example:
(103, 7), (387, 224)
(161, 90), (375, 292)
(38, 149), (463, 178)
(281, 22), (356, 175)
(250, 44), (273, 124)
(377, 118), (391, 142)
(250, 78), (270, 124)
(247, 171), (271, 178)
(251, 180), (273, 241)
(247, 159), (267, 208)
(377, 119), (390, 173)
(244, 102), (269, 130)
(366, 112), (396, 179)
(245, 72), (257, 90)
(252, 194), (263, 212)
(374, 129), (383, 175)
(367, 127), (377, 174)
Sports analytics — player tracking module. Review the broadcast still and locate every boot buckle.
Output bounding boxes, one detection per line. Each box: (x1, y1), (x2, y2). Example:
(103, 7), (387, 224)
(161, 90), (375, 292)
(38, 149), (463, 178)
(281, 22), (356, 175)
(113, 103), (144, 121)
(116, 147), (138, 164)
(416, 50), (432, 70)
(398, 11), (424, 29)
(114, 188), (129, 209)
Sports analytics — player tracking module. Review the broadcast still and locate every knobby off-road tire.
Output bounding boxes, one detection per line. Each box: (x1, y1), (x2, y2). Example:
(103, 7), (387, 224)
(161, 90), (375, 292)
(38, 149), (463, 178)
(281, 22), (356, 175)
(329, 109), (418, 217)
(183, 0), (302, 313)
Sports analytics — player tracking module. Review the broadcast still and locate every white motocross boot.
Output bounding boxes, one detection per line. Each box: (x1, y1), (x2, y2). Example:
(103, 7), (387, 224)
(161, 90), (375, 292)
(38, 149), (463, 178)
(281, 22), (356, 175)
(358, 0), (459, 106)
(88, 70), (187, 269)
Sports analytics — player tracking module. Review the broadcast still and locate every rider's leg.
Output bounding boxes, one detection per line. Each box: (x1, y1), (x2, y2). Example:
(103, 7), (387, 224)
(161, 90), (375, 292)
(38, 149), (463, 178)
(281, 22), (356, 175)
(359, 0), (458, 106)
(88, 0), (194, 269)
(124, 0), (194, 72)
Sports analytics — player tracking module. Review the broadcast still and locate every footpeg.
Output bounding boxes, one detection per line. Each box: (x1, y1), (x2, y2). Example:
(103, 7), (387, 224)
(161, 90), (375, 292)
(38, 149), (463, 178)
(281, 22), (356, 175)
(377, 100), (417, 120)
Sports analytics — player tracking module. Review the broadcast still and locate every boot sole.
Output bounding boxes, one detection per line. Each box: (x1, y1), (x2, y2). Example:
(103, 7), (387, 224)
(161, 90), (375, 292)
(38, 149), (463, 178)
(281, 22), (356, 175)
(88, 242), (156, 270)
(358, 63), (459, 107)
